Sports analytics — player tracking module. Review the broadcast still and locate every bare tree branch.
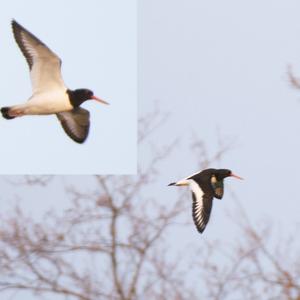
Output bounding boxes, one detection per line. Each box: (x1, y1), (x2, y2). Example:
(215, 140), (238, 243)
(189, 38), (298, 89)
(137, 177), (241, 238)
(0, 109), (237, 300)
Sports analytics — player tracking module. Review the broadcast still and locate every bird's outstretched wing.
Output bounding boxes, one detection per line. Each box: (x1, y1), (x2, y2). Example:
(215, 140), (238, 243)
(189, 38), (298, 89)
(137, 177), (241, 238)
(12, 20), (66, 94)
(189, 180), (213, 233)
(56, 108), (90, 143)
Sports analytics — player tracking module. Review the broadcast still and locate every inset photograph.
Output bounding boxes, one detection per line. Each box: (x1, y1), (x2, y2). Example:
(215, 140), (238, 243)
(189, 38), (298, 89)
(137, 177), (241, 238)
(0, 0), (136, 174)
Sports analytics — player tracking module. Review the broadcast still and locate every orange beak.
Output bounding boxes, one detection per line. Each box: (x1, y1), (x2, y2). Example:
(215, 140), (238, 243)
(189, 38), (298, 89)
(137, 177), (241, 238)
(230, 173), (243, 180)
(91, 95), (109, 105)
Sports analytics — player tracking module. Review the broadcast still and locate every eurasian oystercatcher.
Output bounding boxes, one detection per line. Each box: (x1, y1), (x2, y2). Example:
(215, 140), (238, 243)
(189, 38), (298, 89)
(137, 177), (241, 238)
(1, 20), (109, 143)
(168, 168), (243, 233)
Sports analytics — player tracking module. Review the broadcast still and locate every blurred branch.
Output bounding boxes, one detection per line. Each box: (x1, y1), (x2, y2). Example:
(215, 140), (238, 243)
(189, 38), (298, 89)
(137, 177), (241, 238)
(197, 200), (300, 300)
(138, 106), (169, 143)
(0, 108), (233, 300)
(287, 64), (300, 90)
(5, 176), (53, 187)
(190, 129), (234, 169)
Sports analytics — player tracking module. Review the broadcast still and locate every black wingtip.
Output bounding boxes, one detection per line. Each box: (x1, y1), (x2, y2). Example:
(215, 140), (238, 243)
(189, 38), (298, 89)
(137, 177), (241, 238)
(11, 19), (19, 28)
(168, 182), (176, 186)
(11, 19), (25, 33)
(197, 228), (205, 234)
(11, 20), (27, 32)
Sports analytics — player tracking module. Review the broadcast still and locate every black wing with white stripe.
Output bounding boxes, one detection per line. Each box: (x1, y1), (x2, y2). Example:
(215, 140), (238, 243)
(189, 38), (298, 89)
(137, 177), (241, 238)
(56, 108), (90, 143)
(191, 191), (213, 234)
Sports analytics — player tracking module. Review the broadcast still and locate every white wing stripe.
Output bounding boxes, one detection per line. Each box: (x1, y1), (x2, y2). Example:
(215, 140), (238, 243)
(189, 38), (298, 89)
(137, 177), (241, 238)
(189, 179), (210, 233)
(189, 179), (204, 206)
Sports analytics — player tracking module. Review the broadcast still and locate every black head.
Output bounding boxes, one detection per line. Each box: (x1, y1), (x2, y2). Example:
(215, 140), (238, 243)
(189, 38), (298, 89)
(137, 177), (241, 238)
(215, 169), (232, 180)
(189, 168), (243, 182)
(214, 169), (243, 181)
(67, 89), (109, 107)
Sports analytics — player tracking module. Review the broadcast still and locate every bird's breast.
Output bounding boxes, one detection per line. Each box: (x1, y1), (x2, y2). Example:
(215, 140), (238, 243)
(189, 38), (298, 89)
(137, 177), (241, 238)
(26, 91), (73, 115)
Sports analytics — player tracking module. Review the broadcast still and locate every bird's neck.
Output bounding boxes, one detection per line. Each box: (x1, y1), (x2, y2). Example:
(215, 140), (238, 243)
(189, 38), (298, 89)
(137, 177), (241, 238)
(66, 89), (84, 108)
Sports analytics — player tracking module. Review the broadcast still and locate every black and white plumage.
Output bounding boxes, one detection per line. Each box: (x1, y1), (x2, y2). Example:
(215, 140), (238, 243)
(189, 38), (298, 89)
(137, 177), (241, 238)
(1, 20), (109, 143)
(168, 168), (243, 233)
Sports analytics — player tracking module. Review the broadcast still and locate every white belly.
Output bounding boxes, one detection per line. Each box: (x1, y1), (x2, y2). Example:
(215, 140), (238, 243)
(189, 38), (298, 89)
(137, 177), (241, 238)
(16, 91), (73, 115)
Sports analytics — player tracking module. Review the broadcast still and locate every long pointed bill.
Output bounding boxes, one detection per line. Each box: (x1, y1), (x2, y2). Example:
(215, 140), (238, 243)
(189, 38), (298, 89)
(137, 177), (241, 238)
(230, 173), (243, 180)
(91, 95), (109, 105)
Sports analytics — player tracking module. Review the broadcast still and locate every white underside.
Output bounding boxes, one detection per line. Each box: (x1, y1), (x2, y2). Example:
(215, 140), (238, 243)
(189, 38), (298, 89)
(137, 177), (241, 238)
(9, 90), (73, 116)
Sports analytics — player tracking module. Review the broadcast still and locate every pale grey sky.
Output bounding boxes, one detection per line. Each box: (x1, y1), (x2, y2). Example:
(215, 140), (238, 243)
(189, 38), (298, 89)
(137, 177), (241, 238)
(140, 0), (300, 239)
(0, 0), (136, 174)
(1, 0), (300, 299)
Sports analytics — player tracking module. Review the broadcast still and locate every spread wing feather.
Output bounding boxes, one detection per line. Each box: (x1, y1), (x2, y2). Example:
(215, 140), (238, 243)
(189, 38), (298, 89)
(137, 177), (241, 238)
(12, 20), (66, 94)
(189, 180), (213, 233)
(56, 108), (90, 143)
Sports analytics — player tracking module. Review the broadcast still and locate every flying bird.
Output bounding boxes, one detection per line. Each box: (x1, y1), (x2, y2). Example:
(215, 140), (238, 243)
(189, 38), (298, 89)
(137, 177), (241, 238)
(1, 20), (109, 143)
(168, 168), (243, 233)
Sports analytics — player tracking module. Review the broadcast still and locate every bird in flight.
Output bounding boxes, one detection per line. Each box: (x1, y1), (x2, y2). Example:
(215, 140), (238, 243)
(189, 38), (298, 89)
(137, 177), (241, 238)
(1, 20), (109, 143)
(169, 168), (243, 233)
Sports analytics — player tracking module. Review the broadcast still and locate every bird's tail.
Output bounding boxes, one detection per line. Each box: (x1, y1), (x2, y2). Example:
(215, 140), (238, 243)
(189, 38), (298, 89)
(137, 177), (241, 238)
(168, 179), (189, 186)
(1, 107), (15, 119)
